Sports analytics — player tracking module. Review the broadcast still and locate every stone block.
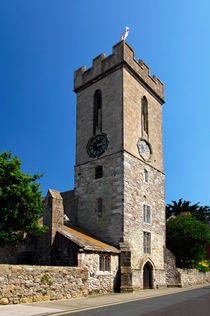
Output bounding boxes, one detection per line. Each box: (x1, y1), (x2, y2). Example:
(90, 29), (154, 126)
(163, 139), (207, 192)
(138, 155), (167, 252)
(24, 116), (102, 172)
(21, 298), (29, 303)
(0, 298), (9, 305)
(42, 295), (50, 301)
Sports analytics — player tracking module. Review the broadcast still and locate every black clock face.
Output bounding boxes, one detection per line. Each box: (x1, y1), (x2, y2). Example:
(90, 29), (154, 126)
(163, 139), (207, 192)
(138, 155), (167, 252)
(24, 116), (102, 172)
(87, 134), (109, 158)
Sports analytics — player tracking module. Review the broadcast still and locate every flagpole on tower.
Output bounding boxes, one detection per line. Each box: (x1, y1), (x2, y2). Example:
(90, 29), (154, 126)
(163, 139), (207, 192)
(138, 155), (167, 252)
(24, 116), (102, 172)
(121, 27), (130, 41)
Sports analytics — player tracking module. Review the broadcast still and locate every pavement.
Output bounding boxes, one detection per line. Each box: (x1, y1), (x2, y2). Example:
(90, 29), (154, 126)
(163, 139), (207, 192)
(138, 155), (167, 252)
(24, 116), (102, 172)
(0, 284), (209, 316)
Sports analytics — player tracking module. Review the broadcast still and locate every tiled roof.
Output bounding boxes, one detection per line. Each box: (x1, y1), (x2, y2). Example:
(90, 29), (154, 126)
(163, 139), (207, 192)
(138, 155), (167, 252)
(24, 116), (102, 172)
(59, 225), (120, 253)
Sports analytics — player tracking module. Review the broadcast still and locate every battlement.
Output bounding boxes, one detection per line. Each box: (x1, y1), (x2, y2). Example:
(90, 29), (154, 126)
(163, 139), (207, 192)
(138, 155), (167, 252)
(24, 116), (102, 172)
(74, 41), (164, 102)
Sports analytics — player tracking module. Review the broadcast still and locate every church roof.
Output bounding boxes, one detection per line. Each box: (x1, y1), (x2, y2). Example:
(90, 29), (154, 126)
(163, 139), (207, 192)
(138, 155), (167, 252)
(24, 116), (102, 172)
(59, 225), (120, 253)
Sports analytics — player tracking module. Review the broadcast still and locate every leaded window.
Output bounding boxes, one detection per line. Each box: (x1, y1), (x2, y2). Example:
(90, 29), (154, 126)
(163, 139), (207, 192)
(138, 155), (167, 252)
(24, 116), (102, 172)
(143, 232), (151, 254)
(99, 255), (111, 271)
(143, 204), (151, 224)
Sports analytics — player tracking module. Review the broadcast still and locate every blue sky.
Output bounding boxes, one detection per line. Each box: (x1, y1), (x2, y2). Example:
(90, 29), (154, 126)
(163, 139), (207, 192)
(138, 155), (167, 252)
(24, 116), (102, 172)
(0, 0), (210, 206)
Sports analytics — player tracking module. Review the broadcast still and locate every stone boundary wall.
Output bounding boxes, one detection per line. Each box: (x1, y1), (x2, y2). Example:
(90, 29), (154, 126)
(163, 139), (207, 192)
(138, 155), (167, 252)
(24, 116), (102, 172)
(177, 269), (210, 287)
(164, 247), (210, 287)
(164, 247), (181, 285)
(0, 265), (116, 305)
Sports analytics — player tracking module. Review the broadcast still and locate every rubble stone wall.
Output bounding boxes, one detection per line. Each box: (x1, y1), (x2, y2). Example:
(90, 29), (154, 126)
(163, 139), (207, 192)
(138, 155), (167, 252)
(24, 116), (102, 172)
(178, 269), (210, 286)
(164, 247), (181, 285)
(164, 248), (210, 287)
(123, 151), (166, 289)
(81, 253), (120, 292)
(0, 263), (117, 305)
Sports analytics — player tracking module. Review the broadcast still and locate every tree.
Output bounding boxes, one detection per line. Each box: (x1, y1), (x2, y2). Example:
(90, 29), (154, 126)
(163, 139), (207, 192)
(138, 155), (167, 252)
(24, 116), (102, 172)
(166, 199), (210, 224)
(166, 215), (210, 268)
(0, 151), (46, 244)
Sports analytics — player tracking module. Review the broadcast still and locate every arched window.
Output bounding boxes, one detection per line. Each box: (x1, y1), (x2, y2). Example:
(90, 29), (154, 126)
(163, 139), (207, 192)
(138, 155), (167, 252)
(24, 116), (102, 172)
(142, 96), (148, 135)
(93, 90), (102, 135)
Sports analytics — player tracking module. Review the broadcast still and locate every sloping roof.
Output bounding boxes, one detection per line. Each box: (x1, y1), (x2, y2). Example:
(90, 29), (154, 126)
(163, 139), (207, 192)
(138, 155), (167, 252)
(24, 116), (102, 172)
(59, 225), (120, 253)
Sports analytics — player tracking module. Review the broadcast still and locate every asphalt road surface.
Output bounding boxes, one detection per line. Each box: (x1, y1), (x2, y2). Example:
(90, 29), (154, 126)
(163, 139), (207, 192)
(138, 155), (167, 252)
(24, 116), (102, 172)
(50, 286), (210, 316)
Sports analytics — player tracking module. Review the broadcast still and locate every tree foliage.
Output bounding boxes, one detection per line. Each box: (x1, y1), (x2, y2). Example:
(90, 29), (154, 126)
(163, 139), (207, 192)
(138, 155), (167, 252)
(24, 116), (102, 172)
(166, 215), (210, 268)
(166, 199), (210, 224)
(0, 151), (46, 244)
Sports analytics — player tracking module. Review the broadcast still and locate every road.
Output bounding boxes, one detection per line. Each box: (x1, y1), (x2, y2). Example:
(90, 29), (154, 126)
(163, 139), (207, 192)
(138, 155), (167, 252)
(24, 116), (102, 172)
(49, 286), (210, 316)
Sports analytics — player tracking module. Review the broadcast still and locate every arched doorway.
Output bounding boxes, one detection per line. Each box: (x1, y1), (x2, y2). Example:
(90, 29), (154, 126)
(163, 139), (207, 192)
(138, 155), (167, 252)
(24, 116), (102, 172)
(143, 262), (153, 289)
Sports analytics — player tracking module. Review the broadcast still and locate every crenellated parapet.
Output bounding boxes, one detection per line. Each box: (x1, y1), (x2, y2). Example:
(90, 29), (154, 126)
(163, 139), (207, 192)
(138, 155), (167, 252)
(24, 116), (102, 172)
(74, 41), (164, 102)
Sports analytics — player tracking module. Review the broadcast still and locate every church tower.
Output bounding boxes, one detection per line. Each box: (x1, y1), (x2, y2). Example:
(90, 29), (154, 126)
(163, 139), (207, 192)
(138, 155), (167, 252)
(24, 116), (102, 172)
(74, 41), (166, 289)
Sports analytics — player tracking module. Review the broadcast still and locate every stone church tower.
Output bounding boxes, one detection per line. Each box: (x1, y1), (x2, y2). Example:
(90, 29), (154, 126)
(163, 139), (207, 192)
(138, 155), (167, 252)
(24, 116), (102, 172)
(74, 41), (166, 289)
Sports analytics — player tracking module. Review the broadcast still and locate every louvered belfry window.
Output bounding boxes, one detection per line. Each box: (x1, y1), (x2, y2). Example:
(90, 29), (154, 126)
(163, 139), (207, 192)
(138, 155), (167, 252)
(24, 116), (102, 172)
(142, 96), (148, 135)
(93, 90), (102, 135)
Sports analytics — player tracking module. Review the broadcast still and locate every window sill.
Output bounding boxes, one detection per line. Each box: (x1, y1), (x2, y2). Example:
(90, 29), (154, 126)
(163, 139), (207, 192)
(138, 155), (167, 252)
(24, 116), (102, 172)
(97, 271), (113, 275)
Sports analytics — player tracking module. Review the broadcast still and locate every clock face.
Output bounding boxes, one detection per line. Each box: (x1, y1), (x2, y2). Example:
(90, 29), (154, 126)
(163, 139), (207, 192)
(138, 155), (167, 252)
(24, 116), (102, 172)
(137, 139), (151, 161)
(87, 134), (109, 158)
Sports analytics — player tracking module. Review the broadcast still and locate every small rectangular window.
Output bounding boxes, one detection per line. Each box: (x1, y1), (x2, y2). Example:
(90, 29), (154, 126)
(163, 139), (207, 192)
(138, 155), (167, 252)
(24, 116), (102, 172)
(99, 255), (111, 271)
(144, 169), (148, 182)
(95, 166), (103, 179)
(143, 204), (151, 224)
(143, 232), (151, 253)
(99, 255), (103, 271)
(104, 256), (110, 271)
(96, 198), (103, 217)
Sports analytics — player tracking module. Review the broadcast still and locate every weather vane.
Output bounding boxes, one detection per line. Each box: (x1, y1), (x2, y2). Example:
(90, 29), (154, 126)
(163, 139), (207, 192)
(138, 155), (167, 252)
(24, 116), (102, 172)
(121, 26), (130, 41)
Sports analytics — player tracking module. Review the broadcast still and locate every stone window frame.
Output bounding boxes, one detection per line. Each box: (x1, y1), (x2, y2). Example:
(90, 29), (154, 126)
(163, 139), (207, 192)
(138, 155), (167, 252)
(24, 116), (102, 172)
(99, 254), (111, 272)
(144, 168), (148, 183)
(143, 204), (151, 224)
(95, 165), (103, 179)
(143, 231), (151, 254)
(93, 89), (102, 135)
(95, 198), (103, 217)
(141, 96), (149, 136)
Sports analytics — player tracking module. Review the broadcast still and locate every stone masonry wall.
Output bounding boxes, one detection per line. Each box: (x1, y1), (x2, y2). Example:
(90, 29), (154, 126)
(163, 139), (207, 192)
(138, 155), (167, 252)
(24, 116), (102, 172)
(75, 67), (123, 166)
(75, 64), (124, 247)
(80, 253), (119, 293)
(75, 152), (124, 247)
(122, 61), (165, 289)
(123, 152), (165, 271)
(123, 67), (164, 176)
(164, 248), (210, 286)
(164, 247), (181, 285)
(123, 151), (166, 288)
(177, 269), (210, 287)
(0, 261), (118, 305)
